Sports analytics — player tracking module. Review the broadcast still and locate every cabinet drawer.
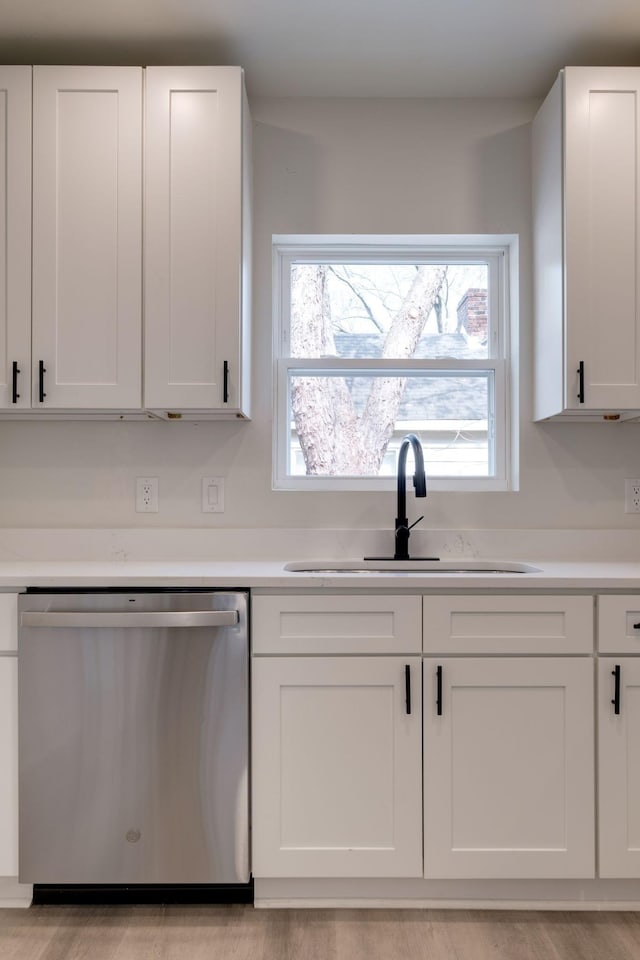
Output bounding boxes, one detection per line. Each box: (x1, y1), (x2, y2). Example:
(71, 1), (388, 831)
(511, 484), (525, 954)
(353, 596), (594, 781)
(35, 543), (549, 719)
(598, 595), (640, 654)
(252, 595), (421, 654)
(0, 595), (18, 652)
(423, 595), (593, 654)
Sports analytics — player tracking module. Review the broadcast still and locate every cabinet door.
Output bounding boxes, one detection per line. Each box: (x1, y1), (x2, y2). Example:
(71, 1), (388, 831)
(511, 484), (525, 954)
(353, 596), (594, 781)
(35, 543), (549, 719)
(598, 657), (640, 877)
(144, 67), (249, 414)
(0, 657), (18, 876)
(564, 67), (640, 410)
(424, 657), (594, 879)
(0, 67), (31, 410)
(32, 66), (142, 409)
(252, 656), (422, 878)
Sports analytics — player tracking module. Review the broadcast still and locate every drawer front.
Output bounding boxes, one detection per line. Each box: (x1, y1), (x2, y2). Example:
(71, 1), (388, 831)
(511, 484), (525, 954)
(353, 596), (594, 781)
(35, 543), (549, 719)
(423, 595), (593, 654)
(598, 595), (640, 654)
(0, 594), (18, 653)
(252, 595), (421, 655)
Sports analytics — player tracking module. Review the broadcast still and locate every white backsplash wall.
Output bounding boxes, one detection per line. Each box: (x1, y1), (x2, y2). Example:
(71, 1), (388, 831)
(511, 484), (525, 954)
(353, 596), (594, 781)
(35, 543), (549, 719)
(1, 95), (640, 531)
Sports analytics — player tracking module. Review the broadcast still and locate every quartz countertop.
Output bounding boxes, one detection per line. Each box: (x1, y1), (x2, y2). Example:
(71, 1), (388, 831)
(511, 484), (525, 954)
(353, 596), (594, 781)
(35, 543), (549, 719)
(0, 557), (639, 591)
(0, 528), (638, 591)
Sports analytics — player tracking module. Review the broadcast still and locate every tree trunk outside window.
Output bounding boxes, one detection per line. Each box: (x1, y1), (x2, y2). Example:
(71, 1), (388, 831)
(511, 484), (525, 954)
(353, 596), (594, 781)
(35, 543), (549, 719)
(290, 264), (447, 475)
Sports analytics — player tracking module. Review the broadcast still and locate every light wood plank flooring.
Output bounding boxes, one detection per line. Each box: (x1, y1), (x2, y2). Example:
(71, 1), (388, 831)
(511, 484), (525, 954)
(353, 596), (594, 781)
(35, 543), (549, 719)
(2, 906), (640, 960)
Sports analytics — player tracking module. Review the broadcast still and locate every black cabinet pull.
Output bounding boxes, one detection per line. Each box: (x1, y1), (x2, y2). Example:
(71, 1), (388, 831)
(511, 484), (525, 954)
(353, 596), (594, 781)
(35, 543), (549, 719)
(404, 664), (411, 715)
(577, 360), (585, 404)
(612, 664), (621, 715)
(12, 361), (20, 404)
(633, 623), (640, 630)
(223, 360), (229, 404)
(38, 361), (46, 403)
(436, 665), (443, 716)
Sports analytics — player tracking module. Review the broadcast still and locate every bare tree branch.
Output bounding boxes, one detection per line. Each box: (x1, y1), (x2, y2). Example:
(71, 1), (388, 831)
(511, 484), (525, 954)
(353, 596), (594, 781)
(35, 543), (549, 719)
(328, 266), (384, 333)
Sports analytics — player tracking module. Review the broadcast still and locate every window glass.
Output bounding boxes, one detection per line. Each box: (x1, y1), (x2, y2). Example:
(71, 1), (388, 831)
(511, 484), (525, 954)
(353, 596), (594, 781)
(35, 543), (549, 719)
(288, 372), (491, 477)
(290, 263), (490, 360)
(274, 237), (514, 492)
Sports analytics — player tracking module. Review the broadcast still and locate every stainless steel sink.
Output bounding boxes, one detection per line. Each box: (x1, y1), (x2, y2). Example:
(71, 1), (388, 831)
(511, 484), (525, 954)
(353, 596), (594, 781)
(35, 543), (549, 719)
(284, 560), (542, 574)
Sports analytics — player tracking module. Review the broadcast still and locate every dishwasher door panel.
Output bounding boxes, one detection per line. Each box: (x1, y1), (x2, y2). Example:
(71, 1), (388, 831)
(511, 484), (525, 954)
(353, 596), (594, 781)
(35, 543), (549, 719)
(18, 592), (248, 884)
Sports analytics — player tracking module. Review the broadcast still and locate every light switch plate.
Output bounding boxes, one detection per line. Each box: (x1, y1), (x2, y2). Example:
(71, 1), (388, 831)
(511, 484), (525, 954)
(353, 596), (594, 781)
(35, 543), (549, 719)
(202, 476), (225, 513)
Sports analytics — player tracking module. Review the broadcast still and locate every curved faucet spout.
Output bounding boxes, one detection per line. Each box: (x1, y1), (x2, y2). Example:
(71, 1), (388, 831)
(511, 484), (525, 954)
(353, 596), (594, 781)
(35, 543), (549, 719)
(395, 433), (427, 561)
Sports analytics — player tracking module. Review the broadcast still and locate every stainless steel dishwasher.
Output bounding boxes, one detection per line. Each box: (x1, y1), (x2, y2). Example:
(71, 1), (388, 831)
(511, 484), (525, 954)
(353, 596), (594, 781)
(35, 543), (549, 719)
(18, 590), (249, 889)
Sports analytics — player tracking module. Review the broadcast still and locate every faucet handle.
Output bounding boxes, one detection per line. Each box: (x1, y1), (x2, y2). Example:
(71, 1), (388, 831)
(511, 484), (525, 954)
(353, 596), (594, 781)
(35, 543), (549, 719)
(407, 515), (424, 531)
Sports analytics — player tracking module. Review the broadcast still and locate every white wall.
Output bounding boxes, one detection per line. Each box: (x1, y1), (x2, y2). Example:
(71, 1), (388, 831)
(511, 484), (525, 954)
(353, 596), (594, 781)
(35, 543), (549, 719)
(0, 95), (638, 531)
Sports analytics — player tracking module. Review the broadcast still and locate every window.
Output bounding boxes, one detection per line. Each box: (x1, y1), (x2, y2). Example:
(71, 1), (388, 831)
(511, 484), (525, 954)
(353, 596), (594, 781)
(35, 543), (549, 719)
(273, 236), (517, 491)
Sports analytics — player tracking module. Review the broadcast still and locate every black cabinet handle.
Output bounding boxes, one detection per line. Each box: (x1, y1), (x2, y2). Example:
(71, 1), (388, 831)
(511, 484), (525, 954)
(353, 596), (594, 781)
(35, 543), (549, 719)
(633, 623), (640, 630)
(612, 664), (621, 715)
(405, 664), (411, 715)
(436, 665), (443, 716)
(223, 360), (229, 404)
(577, 360), (585, 404)
(38, 361), (46, 403)
(12, 361), (20, 404)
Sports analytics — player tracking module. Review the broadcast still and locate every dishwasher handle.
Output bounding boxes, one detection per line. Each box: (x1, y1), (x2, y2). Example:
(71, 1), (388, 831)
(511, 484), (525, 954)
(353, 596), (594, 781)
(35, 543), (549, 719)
(21, 610), (239, 629)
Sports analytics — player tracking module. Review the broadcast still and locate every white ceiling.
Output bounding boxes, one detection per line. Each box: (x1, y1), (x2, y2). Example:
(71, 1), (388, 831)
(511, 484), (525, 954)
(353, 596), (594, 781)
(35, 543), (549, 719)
(1, 0), (640, 99)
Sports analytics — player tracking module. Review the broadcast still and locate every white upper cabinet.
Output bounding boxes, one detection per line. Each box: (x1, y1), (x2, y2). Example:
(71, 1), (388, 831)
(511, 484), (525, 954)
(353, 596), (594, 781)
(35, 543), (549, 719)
(533, 67), (640, 420)
(0, 63), (250, 419)
(0, 67), (31, 410)
(144, 67), (251, 418)
(32, 66), (143, 410)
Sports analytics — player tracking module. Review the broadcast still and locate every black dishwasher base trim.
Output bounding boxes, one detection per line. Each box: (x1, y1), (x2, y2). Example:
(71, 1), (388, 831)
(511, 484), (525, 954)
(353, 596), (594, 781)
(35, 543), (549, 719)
(32, 881), (254, 905)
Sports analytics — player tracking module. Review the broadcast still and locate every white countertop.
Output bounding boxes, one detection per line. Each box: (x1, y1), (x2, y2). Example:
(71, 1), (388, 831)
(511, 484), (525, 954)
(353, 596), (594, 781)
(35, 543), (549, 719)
(0, 557), (639, 591)
(0, 527), (638, 591)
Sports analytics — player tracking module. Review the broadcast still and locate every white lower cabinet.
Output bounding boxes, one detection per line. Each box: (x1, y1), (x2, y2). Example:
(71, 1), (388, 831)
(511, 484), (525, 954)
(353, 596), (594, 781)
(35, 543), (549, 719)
(252, 593), (597, 886)
(0, 657), (18, 877)
(597, 596), (640, 878)
(423, 656), (595, 879)
(252, 655), (423, 878)
(598, 657), (640, 877)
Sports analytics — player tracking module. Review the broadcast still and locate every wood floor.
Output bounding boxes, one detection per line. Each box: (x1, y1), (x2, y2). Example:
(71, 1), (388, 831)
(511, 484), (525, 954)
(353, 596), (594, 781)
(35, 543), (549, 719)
(2, 906), (640, 960)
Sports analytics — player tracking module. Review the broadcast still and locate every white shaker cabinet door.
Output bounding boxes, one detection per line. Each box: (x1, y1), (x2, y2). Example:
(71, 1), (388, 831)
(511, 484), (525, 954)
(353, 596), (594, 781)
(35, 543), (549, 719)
(0, 657), (18, 877)
(533, 67), (640, 419)
(144, 66), (250, 416)
(0, 67), (31, 410)
(252, 656), (423, 878)
(32, 66), (142, 409)
(424, 657), (595, 879)
(564, 67), (640, 411)
(598, 657), (640, 877)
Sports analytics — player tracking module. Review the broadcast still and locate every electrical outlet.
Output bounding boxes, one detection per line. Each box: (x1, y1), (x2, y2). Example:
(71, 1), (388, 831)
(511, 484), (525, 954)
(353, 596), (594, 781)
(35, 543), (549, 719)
(625, 479), (640, 513)
(136, 477), (159, 513)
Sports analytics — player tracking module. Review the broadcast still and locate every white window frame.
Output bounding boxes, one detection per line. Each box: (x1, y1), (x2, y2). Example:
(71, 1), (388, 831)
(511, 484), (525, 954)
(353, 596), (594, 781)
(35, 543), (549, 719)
(273, 235), (518, 492)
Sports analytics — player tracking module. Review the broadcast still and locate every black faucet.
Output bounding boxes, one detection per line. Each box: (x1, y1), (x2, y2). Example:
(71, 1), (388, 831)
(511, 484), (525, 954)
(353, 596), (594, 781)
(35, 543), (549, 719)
(363, 433), (437, 562)
(394, 433), (427, 561)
